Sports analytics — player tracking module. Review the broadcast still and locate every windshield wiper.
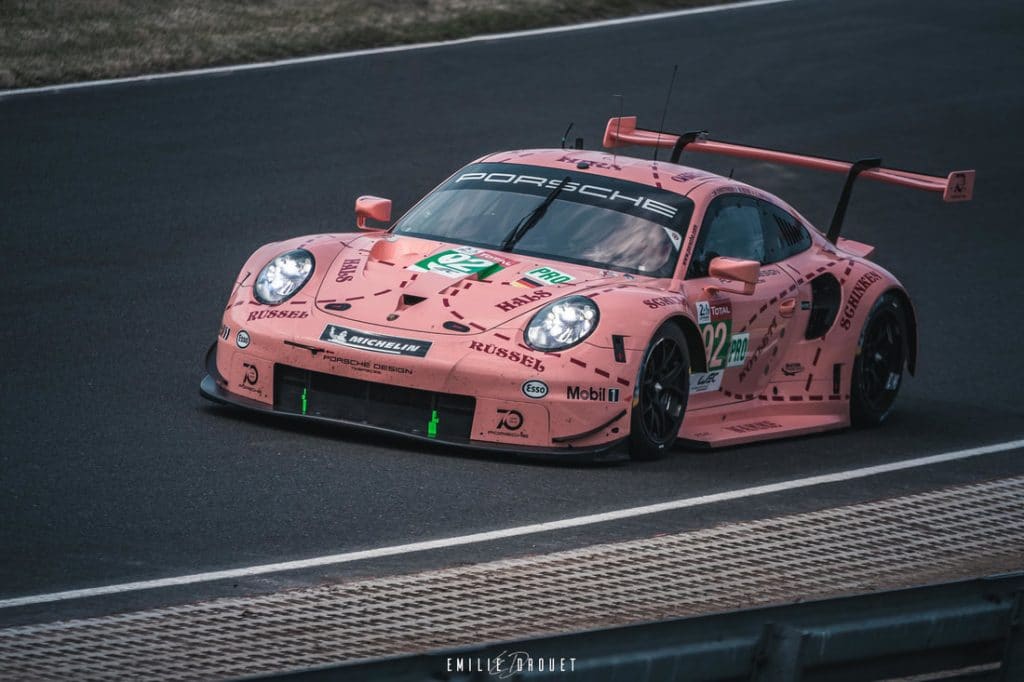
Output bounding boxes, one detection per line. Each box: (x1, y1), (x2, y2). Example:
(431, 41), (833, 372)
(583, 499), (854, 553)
(500, 176), (571, 251)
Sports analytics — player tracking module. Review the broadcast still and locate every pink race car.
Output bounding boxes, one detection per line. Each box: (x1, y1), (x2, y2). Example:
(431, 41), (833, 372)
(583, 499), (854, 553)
(200, 116), (974, 461)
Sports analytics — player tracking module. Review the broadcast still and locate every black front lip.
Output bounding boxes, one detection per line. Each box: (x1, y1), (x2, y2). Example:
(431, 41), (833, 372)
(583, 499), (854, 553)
(199, 344), (628, 462)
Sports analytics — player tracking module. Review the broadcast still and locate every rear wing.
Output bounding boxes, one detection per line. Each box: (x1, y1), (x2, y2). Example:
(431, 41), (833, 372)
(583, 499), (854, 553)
(603, 116), (975, 242)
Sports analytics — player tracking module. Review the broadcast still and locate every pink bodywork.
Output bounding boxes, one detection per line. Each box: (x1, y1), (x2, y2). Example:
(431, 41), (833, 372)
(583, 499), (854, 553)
(209, 118), (973, 452)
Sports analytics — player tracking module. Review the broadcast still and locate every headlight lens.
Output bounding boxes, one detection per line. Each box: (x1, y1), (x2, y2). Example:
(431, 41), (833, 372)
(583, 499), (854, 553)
(254, 249), (315, 305)
(525, 295), (599, 351)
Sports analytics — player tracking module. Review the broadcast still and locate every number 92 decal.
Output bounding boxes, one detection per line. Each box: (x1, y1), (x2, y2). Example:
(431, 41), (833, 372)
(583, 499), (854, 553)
(702, 322), (750, 370)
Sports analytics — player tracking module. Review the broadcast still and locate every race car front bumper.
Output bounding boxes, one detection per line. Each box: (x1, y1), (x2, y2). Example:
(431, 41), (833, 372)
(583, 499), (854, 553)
(199, 344), (629, 462)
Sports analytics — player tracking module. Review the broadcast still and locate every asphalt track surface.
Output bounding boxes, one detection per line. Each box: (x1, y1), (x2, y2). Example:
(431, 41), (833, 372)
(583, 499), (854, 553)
(2, 0), (1023, 627)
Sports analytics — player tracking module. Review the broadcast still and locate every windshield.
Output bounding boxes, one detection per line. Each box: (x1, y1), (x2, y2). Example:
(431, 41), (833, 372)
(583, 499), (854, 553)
(391, 162), (695, 277)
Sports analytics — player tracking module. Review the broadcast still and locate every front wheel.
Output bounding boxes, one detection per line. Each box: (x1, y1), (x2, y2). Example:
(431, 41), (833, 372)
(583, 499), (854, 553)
(850, 292), (908, 426)
(630, 323), (690, 460)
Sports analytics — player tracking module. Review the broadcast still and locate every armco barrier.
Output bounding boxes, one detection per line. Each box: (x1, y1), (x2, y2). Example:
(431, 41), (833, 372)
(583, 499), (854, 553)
(242, 572), (1024, 681)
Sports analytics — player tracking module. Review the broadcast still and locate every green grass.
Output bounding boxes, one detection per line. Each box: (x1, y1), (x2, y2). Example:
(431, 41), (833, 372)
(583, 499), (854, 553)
(0, 0), (725, 89)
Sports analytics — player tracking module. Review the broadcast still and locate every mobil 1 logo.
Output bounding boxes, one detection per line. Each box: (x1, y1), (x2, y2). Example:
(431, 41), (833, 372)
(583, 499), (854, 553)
(567, 386), (620, 402)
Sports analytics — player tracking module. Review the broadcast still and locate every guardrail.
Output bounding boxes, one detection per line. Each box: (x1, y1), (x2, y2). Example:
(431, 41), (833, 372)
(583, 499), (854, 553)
(241, 572), (1024, 681)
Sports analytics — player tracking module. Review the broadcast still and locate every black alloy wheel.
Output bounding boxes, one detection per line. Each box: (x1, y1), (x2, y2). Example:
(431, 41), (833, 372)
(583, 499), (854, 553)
(851, 293), (908, 426)
(630, 323), (690, 460)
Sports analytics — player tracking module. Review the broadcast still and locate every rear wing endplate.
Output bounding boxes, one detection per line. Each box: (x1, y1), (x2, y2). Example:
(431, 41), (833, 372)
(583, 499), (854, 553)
(604, 116), (974, 241)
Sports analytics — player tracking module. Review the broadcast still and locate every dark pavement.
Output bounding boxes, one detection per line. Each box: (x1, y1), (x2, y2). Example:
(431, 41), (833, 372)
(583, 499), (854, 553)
(1, 0), (1022, 626)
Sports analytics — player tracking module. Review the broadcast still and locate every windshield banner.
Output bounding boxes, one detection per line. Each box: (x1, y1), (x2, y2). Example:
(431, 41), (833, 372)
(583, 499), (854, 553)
(443, 162), (692, 229)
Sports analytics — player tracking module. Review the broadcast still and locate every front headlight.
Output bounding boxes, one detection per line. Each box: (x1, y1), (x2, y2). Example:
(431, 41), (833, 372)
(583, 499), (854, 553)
(525, 295), (599, 351)
(254, 249), (315, 305)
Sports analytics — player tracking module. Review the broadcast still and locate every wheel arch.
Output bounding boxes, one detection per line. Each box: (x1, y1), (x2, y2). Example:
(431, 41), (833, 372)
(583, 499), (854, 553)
(666, 315), (707, 374)
(884, 286), (918, 376)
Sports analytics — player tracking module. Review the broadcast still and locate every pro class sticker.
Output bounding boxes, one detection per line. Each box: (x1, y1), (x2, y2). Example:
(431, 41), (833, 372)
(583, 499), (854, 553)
(522, 266), (574, 286)
(726, 332), (750, 368)
(320, 325), (431, 357)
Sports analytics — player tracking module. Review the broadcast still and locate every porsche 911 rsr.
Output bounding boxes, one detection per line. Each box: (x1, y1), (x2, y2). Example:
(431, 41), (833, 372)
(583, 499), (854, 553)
(200, 116), (973, 460)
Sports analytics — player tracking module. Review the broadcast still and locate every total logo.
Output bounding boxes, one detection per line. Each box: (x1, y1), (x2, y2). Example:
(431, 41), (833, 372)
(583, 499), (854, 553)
(521, 380), (549, 399)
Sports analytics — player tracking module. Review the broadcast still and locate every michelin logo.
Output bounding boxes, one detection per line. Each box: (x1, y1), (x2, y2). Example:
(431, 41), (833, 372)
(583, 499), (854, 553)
(320, 325), (432, 357)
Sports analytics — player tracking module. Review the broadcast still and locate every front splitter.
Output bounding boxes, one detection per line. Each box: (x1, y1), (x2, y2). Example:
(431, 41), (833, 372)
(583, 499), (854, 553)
(199, 374), (629, 463)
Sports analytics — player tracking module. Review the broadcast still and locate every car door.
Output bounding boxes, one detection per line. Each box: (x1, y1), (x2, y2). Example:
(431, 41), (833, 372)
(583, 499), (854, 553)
(755, 198), (821, 384)
(683, 193), (803, 408)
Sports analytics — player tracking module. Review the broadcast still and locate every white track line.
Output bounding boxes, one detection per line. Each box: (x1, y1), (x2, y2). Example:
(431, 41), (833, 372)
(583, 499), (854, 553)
(0, 0), (796, 99)
(2, 438), (1022, 610)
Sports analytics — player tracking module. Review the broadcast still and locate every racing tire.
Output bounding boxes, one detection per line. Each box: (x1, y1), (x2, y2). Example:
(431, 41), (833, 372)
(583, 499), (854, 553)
(850, 292), (908, 427)
(630, 323), (690, 460)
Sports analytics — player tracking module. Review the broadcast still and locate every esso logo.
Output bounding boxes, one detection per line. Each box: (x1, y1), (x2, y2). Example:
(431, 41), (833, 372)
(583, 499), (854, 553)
(521, 380), (548, 399)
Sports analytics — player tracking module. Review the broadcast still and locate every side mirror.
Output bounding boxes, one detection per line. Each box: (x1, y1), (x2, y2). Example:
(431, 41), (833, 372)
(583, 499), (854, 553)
(707, 256), (759, 296)
(355, 195), (392, 230)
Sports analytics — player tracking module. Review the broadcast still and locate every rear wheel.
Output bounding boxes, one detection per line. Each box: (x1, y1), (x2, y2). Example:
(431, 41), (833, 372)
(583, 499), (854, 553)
(630, 323), (690, 460)
(850, 293), (908, 426)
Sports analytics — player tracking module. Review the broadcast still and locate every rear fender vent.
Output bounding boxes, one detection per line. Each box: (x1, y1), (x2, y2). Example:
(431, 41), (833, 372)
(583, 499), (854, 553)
(806, 274), (841, 340)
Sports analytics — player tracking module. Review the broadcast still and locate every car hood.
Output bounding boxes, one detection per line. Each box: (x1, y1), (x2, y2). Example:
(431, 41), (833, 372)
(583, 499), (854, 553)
(315, 234), (644, 334)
